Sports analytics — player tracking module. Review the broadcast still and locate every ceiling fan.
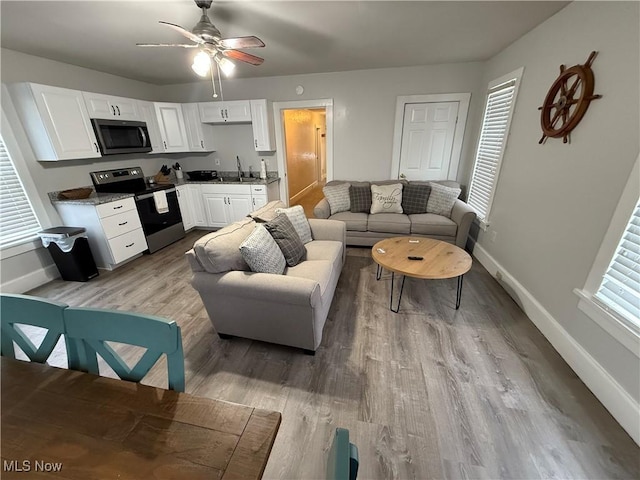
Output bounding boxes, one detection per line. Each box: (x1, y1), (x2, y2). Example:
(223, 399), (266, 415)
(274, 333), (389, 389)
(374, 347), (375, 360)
(137, 0), (265, 78)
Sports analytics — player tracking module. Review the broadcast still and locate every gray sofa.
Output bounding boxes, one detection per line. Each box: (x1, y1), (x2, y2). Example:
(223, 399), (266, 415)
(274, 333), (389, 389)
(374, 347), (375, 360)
(314, 180), (476, 248)
(186, 201), (346, 354)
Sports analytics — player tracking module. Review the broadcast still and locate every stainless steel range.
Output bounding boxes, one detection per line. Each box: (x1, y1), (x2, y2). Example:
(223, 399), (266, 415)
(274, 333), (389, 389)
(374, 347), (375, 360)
(91, 167), (185, 253)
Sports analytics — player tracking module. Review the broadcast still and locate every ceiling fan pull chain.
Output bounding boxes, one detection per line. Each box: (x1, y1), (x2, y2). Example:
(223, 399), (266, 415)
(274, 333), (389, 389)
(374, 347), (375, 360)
(210, 56), (218, 98)
(216, 62), (224, 101)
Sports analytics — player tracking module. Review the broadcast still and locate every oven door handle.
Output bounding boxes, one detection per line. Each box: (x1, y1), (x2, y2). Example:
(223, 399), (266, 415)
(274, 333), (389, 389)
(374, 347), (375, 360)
(136, 188), (176, 201)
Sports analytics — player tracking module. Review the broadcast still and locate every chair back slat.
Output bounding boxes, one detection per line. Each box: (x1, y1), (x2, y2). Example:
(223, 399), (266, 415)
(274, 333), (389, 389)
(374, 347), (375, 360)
(0, 294), (69, 363)
(327, 428), (359, 480)
(64, 307), (185, 392)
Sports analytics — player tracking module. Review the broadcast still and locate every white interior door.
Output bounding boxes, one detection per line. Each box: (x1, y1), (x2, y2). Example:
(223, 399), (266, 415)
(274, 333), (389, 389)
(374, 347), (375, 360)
(398, 101), (459, 180)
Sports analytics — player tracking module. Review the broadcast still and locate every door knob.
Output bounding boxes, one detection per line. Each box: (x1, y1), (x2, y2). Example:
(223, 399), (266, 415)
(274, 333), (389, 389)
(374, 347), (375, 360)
(399, 173), (406, 179)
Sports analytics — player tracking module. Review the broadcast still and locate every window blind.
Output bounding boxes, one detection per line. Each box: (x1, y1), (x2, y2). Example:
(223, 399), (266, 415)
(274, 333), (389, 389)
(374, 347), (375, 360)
(0, 136), (42, 249)
(596, 199), (640, 325)
(467, 79), (517, 222)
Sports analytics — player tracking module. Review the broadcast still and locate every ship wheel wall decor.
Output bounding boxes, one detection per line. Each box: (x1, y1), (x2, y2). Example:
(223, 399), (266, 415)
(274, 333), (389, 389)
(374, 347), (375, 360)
(538, 51), (602, 144)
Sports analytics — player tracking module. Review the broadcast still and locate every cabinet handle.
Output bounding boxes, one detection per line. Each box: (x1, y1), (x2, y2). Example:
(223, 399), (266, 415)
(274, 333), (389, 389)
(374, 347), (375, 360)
(118, 221), (128, 226)
(252, 198), (255, 206)
(113, 205), (123, 210)
(125, 242), (135, 248)
(163, 141), (167, 149)
(225, 109), (228, 118)
(111, 105), (116, 116)
(116, 105), (121, 116)
(254, 139), (258, 148)
(94, 142), (99, 153)
(220, 108), (225, 119)
(201, 140), (204, 149)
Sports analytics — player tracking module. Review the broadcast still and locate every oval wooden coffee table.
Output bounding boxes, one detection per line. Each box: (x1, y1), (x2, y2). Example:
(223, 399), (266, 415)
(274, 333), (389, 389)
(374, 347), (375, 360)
(372, 237), (472, 313)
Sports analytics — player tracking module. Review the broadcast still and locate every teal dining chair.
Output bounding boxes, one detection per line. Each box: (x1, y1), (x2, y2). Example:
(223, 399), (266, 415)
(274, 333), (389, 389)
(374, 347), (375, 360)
(0, 293), (79, 367)
(63, 307), (185, 392)
(327, 427), (359, 480)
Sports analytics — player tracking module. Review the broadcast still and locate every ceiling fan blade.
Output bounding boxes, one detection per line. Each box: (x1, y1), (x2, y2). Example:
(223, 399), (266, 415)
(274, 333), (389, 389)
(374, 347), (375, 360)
(136, 43), (199, 48)
(218, 36), (265, 49)
(159, 21), (204, 45)
(222, 49), (264, 66)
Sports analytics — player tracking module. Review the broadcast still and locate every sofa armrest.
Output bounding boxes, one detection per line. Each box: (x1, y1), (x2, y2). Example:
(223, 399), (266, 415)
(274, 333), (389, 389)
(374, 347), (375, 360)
(450, 199), (476, 249)
(313, 198), (331, 219)
(309, 218), (346, 242)
(191, 270), (322, 308)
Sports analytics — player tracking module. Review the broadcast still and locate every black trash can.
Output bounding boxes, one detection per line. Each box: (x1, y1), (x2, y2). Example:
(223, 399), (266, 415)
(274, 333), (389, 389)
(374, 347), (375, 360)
(39, 227), (99, 282)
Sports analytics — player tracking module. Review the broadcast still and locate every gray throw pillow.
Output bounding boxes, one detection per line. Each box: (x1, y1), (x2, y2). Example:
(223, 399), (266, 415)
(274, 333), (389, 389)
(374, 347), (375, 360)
(264, 214), (306, 267)
(275, 205), (313, 244)
(427, 182), (461, 217)
(402, 184), (431, 215)
(239, 224), (286, 274)
(322, 183), (351, 215)
(349, 185), (372, 213)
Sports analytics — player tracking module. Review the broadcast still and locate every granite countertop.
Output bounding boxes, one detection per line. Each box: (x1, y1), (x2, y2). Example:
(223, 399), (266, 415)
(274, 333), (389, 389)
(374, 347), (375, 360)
(48, 188), (134, 206)
(176, 176), (280, 186)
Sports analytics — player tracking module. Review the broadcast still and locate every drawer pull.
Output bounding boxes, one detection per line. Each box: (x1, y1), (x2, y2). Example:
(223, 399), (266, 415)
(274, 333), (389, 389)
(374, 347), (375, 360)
(113, 205), (123, 210)
(118, 221), (128, 226)
(125, 242), (135, 248)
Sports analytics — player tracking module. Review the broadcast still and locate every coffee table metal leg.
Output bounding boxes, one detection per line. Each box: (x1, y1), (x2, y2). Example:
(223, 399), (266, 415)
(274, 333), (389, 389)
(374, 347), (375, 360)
(390, 272), (406, 313)
(456, 275), (464, 309)
(376, 264), (382, 281)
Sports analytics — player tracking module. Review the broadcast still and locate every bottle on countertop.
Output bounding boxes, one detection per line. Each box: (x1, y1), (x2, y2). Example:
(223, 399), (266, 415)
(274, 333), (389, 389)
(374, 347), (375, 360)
(260, 159), (267, 180)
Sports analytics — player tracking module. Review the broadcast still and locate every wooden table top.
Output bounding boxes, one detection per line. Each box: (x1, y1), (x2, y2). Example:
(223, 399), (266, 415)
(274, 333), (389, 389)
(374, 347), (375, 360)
(0, 358), (281, 480)
(372, 237), (472, 279)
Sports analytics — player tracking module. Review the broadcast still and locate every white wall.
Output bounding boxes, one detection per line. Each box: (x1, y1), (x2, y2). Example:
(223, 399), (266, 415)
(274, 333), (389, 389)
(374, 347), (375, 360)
(473, 1), (639, 438)
(158, 62), (486, 182)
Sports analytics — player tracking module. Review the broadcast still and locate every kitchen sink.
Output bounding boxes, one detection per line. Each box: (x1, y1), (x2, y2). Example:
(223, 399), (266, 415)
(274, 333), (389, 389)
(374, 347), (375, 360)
(218, 177), (263, 183)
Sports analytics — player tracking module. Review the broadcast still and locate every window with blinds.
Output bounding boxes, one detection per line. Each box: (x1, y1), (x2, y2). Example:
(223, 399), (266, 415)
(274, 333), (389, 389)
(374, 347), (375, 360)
(467, 73), (521, 223)
(595, 198), (640, 326)
(0, 135), (42, 249)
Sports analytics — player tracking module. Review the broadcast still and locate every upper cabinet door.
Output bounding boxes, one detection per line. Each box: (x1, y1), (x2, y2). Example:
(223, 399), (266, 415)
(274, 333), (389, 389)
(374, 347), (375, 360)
(83, 92), (141, 121)
(154, 102), (189, 153)
(250, 99), (275, 151)
(10, 83), (101, 161)
(199, 100), (251, 123)
(182, 103), (216, 152)
(138, 100), (165, 153)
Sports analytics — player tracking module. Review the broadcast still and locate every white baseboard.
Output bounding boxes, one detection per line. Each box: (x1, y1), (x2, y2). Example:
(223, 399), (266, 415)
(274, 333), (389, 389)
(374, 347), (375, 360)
(473, 243), (640, 445)
(1, 264), (60, 294)
(289, 181), (318, 204)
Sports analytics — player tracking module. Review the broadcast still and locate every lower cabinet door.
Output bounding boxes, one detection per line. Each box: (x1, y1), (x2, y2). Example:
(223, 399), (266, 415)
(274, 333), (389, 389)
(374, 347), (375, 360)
(252, 195), (268, 210)
(108, 228), (148, 265)
(227, 195), (253, 223)
(203, 194), (229, 227)
(176, 186), (194, 231)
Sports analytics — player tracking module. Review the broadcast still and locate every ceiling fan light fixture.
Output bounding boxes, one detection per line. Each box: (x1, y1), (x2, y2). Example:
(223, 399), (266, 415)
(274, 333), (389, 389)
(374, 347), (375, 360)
(191, 50), (211, 77)
(215, 55), (236, 77)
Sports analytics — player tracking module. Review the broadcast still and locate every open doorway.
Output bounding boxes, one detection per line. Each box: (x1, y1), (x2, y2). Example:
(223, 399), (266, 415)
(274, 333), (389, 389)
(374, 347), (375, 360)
(282, 108), (326, 216)
(273, 99), (333, 214)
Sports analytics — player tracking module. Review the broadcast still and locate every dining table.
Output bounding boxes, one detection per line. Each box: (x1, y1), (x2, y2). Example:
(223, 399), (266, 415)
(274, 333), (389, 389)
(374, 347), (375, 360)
(0, 357), (281, 479)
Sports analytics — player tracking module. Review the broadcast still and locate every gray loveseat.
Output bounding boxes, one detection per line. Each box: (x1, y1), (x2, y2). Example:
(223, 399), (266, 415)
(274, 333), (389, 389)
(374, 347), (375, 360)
(186, 201), (346, 354)
(314, 180), (476, 248)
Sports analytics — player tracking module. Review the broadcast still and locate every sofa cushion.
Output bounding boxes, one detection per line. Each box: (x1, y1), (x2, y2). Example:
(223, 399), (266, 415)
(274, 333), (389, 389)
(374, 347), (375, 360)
(349, 185), (372, 213)
(329, 212), (368, 232)
(402, 183), (431, 214)
(192, 218), (254, 273)
(427, 182), (461, 217)
(264, 214), (306, 267)
(275, 205), (313, 244)
(368, 213), (411, 234)
(248, 200), (286, 222)
(409, 213), (458, 236)
(323, 183), (351, 214)
(239, 224), (286, 274)
(371, 183), (403, 214)
(305, 240), (343, 263)
(285, 260), (333, 296)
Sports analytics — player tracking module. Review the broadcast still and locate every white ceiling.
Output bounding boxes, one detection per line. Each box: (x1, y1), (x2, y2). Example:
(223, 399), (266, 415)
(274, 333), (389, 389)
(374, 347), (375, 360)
(0, 1), (569, 85)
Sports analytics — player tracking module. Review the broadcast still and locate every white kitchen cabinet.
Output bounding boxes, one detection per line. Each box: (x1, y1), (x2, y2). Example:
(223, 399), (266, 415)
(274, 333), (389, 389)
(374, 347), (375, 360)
(182, 103), (216, 152)
(138, 100), (165, 153)
(176, 184), (206, 230)
(154, 102), (190, 153)
(54, 197), (148, 270)
(199, 100), (252, 124)
(82, 92), (141, 121)
(9, 83), (101, 161)
(200, 182), (279, 228)
(250, 99), (276, 151)
(176, 185), (193, 230)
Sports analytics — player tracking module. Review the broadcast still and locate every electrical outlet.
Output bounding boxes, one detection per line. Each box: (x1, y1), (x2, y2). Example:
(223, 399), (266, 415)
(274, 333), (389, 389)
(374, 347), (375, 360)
(214, 158), (220, 166)
(490, 230), (497, 243)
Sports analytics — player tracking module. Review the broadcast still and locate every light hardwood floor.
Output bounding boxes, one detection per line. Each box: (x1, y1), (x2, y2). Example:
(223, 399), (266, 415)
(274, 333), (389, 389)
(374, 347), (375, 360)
(25, 232), (639, 479)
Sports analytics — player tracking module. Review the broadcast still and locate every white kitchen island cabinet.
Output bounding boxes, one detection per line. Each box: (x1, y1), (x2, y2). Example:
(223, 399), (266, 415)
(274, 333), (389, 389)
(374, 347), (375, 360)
(54, 197), (148, 270)
(9, 83), (102, 161)
(82, 92), (141, 121)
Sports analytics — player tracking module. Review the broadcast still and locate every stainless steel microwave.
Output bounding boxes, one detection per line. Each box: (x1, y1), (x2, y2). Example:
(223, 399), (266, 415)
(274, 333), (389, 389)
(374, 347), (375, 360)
(91, 119), (152, 155)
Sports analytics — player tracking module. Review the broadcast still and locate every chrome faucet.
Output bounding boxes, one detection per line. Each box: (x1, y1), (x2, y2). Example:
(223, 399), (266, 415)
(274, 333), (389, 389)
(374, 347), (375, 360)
(236, 156), (243, 182)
